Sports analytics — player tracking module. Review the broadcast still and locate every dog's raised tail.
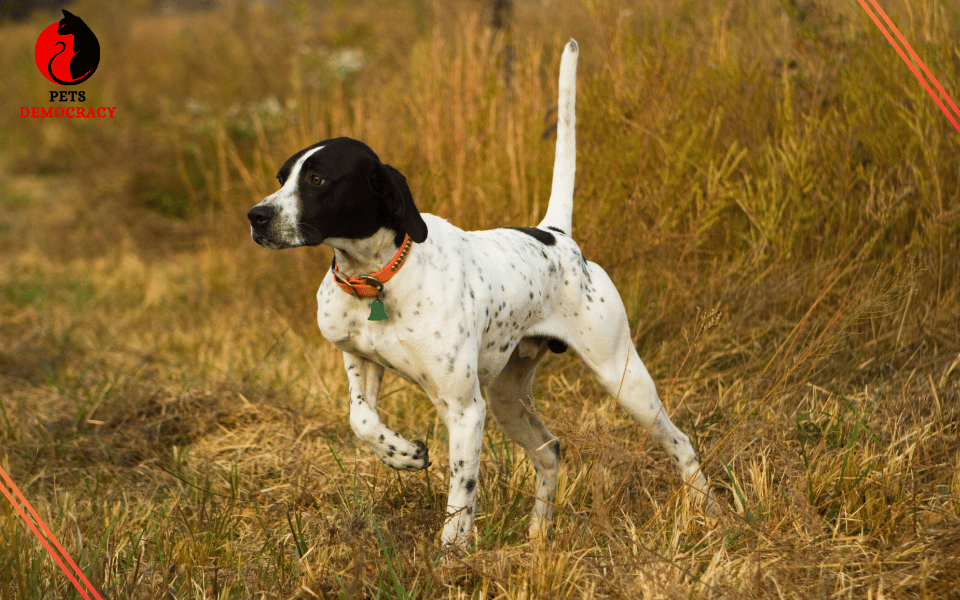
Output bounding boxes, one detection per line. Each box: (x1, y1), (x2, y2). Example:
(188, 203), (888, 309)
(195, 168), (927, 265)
(539, 39), (578, 237)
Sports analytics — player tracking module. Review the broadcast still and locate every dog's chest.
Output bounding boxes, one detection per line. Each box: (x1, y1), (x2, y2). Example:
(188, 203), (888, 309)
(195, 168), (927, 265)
(316, 282), (393, 357)
(315, 275), (453, 383)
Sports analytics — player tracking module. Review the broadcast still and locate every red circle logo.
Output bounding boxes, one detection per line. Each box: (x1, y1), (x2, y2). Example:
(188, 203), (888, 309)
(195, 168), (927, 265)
(34, 10), (100, 86)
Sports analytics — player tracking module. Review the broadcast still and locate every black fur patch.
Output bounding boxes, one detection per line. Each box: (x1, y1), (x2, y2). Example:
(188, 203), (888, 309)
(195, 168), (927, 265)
(504, 227), (556, 246)
(526, 335), (568, 354)
(265, 137), (427, 247)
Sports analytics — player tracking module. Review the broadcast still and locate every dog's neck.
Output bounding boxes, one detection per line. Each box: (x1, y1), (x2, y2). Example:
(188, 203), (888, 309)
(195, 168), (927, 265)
(325, 228), (403, 278)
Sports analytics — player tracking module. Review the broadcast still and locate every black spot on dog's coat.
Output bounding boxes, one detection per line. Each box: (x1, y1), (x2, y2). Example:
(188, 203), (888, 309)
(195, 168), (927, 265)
(503, 227), (556, 246)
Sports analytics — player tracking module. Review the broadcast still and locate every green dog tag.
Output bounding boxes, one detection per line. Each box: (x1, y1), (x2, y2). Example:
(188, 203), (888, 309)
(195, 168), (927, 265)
(368, 299), (388, 321)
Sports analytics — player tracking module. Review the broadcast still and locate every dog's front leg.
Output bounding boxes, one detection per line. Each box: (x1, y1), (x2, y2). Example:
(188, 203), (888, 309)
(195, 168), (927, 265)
(438, 383), (486, 551)
(344, 352), (430, 471)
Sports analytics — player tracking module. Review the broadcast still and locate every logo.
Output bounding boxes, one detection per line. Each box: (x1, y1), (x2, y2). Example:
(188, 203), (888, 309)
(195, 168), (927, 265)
(34, 10), (100, 86)
(21, 10), (114, 119)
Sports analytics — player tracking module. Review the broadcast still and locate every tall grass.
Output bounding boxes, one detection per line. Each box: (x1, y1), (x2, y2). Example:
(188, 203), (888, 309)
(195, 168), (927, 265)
(1, 0), (958, 597)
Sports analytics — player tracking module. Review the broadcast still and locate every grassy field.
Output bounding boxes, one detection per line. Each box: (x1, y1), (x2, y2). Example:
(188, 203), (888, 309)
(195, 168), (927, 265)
(1, 0), (959, 597)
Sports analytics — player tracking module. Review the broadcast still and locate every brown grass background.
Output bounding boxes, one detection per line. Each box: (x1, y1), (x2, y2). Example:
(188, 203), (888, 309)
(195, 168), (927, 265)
(1, 0), (958, 597)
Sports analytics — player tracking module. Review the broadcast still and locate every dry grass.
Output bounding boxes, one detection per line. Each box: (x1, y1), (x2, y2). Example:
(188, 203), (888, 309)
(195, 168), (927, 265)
(1, 0), (959, 597)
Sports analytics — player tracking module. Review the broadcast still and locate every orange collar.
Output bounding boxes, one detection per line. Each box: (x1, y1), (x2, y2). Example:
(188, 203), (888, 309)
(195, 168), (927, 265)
(331, 234), (413, 297)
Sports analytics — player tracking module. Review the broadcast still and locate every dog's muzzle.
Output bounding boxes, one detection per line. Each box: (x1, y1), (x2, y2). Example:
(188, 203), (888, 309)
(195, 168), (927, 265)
(248, 204), (282, 248)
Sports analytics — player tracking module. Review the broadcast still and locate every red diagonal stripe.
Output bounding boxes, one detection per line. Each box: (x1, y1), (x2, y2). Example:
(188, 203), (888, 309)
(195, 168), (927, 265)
(858, 0), (960, 135)
(0, 464), (103, 600)
(867, 0), (960, 120)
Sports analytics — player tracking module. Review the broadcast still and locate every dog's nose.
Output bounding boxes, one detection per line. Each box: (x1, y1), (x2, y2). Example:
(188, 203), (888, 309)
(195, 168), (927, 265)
(247, 205), (276, 227)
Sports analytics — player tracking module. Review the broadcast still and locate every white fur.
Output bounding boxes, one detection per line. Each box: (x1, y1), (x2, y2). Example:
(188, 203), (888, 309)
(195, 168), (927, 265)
(541, 39), (578, 236)
(251, 146), (324, 248)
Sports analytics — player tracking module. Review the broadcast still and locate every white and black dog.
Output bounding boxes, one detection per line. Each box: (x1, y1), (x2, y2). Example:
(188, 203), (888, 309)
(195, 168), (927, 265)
(248, 40), (714, 550)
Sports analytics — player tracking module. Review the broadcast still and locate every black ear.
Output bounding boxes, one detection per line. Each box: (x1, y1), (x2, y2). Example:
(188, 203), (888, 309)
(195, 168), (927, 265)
(372, 163), (428, 243)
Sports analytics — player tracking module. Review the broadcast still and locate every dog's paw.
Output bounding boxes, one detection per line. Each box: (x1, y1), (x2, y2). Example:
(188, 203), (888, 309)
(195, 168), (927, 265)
(410, 439), (431, 468)
(379, 439), (430, 471)
(703, 491), (721, 519)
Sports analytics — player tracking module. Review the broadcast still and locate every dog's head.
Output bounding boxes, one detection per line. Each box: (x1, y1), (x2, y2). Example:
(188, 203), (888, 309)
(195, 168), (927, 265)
(247, 137), (428, 250)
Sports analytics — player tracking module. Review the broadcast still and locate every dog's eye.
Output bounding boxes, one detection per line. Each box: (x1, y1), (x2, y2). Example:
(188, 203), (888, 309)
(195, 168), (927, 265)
(309, 175), (325, 186)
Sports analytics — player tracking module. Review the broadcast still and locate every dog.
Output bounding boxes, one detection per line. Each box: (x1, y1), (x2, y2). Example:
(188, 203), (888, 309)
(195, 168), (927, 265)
(247, 40), (714, 550)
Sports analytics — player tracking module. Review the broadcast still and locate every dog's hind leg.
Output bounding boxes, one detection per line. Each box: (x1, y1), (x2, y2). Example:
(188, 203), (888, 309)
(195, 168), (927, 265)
(565, 264), (716, 513)
(487, 340), (561, 538)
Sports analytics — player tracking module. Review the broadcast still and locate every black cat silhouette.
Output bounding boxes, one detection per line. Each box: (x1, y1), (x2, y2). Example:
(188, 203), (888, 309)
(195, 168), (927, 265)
(47, 10), (100, 86)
